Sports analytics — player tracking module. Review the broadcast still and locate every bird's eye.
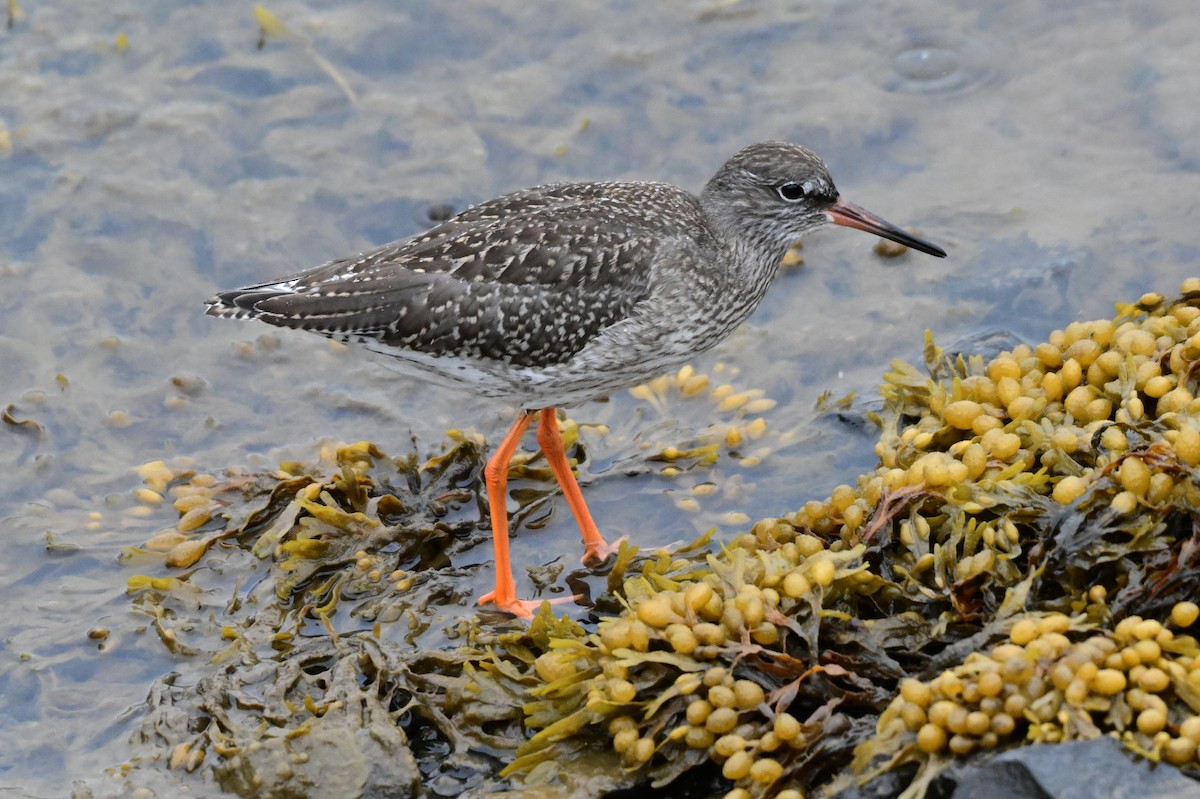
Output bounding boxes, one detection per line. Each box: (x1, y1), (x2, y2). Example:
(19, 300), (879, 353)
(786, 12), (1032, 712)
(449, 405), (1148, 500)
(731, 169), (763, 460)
(777, 182), (806, 202)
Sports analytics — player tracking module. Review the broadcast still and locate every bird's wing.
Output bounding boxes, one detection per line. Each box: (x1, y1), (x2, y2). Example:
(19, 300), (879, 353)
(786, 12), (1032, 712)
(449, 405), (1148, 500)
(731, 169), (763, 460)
(206, 182), (708, 367)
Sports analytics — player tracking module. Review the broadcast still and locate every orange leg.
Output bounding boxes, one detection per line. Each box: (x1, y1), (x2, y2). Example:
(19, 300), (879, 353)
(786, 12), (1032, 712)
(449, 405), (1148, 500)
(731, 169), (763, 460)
(478, 411), (545, 617)
(537, 407), (622, 565)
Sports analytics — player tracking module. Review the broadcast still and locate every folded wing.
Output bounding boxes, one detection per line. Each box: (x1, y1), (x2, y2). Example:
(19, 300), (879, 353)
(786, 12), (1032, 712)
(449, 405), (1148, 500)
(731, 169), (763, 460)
(206, 182), (701, 367)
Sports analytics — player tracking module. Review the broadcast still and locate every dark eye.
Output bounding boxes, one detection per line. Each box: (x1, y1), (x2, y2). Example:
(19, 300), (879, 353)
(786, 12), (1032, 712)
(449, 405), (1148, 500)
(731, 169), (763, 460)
(777, 182), (806, 201)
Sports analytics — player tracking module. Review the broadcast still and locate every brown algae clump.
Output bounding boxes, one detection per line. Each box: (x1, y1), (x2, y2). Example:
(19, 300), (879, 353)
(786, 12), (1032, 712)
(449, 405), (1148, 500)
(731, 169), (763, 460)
(509, 530), (868, 796)
(866, 606), (1200, 770)
(121, 281), (1200, 797)
(511, 281), (1200, 798)
(128, 435), (562, 796)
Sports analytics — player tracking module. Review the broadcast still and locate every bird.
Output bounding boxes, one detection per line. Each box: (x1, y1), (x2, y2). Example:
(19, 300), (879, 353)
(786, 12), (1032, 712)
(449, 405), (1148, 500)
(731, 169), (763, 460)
(206, 141), (946, 617)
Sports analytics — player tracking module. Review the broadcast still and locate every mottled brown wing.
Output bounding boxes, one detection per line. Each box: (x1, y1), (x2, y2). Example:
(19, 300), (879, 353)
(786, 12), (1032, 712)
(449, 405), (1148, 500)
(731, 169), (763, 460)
(206, 182), (695, 367)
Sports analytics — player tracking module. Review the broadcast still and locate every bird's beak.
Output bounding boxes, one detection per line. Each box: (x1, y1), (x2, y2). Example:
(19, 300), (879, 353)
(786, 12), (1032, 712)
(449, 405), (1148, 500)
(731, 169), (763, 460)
(825, 199), (946, 258)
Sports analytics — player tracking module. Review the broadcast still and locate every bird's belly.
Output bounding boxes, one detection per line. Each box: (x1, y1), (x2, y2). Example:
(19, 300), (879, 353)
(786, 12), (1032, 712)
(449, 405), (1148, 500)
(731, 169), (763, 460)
(361, 334), (704, 409)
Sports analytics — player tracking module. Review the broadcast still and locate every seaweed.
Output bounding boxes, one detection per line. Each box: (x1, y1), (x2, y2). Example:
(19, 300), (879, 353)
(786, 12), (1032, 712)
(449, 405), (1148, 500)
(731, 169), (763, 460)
(119, 282), (1200, 798)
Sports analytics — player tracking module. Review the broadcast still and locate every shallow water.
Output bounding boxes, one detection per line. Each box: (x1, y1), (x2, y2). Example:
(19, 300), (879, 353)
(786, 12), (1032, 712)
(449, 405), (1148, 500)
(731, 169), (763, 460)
(1, 0), (1198, 795)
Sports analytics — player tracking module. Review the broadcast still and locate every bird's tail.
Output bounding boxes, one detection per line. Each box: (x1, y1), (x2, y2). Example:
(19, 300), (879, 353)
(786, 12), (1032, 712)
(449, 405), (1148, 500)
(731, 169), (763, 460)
(204, 279), (300, 320)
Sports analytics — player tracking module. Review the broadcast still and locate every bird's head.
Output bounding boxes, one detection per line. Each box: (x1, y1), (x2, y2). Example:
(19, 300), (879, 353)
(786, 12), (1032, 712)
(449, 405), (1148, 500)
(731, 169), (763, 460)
(702, 141), (946, 258)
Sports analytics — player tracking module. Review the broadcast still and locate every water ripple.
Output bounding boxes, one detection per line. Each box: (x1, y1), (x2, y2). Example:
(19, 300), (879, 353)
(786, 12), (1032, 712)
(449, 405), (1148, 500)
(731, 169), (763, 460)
(883, 32), (992, 95)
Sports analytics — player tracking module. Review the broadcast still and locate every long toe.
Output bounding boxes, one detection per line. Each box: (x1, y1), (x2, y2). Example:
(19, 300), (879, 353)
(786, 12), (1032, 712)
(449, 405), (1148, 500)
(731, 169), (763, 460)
(581, 534), (627, 567)
(478, 591), (579, 618)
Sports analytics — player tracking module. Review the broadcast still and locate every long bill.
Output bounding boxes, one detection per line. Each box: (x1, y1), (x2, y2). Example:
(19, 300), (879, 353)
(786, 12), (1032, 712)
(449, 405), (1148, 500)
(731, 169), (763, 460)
(826, 199), (947, 258)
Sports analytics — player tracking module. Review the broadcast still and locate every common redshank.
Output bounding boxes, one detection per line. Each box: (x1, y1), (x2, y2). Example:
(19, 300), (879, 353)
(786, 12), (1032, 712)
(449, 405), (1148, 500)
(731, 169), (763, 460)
(206, 141), (946, 616)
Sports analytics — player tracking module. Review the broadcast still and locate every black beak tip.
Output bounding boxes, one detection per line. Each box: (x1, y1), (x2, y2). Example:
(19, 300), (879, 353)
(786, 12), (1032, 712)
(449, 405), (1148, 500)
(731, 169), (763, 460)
(917, 240), (948, 258)
(879, 226), (947, 259)
(872, 229), (947, 259)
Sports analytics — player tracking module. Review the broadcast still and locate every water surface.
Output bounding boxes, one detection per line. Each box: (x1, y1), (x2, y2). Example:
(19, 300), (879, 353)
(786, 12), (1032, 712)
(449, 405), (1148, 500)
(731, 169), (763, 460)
(1, 1), (1198, 794)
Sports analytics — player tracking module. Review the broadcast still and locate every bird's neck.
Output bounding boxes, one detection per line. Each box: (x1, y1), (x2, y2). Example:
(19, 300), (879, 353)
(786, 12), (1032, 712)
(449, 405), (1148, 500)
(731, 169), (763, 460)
(699, 189), (794, 295)
(700, 190), (794, 261)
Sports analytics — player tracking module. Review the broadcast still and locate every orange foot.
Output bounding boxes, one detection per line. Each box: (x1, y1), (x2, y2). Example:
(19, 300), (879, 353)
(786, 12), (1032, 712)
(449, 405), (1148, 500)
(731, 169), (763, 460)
(582, 534), (627, 567)
(479, 587), (581, 618)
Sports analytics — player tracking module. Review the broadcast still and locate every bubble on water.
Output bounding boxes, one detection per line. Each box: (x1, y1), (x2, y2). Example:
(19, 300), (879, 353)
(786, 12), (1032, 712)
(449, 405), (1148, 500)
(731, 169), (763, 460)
(884, 33), (991, 95)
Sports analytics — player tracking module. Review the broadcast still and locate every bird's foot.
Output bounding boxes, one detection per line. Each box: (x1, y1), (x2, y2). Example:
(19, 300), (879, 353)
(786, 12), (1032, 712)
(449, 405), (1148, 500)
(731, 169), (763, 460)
(478, 589), (579, 618)
(581, 534), (627, 567)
